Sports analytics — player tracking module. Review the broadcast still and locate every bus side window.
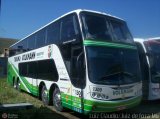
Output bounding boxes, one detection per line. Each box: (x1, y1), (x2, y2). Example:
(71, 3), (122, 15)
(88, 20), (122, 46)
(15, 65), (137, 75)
(37, 59), (58, 81)
(27, 35), (36, 51)
(36, 28), (46, 48)
(21, 39), (28, 52)
(60, 14), (79, 43)
(28, 62), (37, 78)
(19, 63), (28, 77)
(46, 21), (60, 45)
(71, 47), (85, 89)
(59, 14), (81, 76)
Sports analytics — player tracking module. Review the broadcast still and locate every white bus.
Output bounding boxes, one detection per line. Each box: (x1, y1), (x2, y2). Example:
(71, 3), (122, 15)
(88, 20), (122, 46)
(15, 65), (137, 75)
(135, 38), (160, 100)
(8, 9), (142, 114)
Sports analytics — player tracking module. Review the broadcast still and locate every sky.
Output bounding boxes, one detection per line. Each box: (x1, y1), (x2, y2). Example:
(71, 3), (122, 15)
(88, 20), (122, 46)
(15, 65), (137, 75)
(0, 0), (160, 40)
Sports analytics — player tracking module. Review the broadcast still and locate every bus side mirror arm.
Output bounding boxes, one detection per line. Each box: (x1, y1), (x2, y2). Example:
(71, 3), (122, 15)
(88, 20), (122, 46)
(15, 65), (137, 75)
(76, 52), (84, 74)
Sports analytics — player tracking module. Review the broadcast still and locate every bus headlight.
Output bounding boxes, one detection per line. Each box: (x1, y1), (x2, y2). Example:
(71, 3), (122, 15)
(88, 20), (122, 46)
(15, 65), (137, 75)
(91, 92), (109, 100)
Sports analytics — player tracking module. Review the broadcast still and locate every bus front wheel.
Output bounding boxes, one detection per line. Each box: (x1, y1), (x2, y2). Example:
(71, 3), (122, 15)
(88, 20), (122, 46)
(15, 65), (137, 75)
(53, 88), (63, 111)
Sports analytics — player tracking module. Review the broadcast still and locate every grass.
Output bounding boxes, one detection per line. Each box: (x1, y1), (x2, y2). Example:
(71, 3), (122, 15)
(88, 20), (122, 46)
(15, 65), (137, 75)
(0, 77), (42, 106)
(0, 77), (67, 119)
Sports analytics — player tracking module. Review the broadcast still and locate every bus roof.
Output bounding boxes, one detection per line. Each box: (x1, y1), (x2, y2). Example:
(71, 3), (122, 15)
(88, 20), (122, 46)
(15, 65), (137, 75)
(10, 9), (124, 48)
(134, 37), (160, 44)
(147, 37), (160, 41)
(134, 38), (145, 43)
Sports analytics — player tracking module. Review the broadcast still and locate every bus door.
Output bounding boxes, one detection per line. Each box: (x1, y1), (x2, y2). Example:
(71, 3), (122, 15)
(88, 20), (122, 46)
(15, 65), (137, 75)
(70, 46), (85, 113)
(59, 13), (85, 112)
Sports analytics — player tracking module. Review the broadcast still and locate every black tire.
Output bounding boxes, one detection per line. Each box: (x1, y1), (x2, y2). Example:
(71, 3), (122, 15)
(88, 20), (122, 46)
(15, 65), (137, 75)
(16, 79), (21, 91)
(13, 79), (16, 89)
(41, 85), (49, 105)
(53, 88), (63, 111)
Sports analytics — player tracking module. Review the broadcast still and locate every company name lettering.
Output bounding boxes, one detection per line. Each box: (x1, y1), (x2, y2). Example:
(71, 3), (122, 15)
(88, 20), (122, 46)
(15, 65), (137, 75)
(14, 52), (35, 62)
(22, 52), (35, 61)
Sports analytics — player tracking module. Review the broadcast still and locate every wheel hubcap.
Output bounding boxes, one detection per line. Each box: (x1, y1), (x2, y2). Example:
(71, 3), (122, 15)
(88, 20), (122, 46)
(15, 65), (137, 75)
(17, 81), (20, 89)
(54, 93), (61, 108)
(14, 82), (16, 88)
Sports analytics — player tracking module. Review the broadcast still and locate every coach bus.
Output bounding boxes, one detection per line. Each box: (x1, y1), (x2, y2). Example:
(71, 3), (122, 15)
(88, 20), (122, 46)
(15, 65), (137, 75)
(8, 9), (142, 114)
(135, 38), (160, 100)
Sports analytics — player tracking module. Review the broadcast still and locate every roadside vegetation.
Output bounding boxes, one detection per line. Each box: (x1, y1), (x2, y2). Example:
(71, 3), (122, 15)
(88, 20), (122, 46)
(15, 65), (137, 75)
(0, 77), (67, 119)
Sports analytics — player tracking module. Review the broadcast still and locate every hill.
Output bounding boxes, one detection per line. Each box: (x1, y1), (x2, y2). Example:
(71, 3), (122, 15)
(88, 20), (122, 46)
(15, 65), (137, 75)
(0, 38), (18, 54)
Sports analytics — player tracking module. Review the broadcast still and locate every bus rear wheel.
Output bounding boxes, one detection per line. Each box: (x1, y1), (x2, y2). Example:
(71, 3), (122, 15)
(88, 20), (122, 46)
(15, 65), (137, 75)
(41, 85), (49, 105)
(53, 88), (63, 111)
(13, 79), (16, 89)
(16, 79), (21, 91)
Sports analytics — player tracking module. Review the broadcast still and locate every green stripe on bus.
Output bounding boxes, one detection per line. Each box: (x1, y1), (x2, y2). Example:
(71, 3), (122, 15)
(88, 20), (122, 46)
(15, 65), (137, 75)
(83, 96), (141, 112)
(61, 93), (142, 113)
(8, 62), (141, 113)
(83, 40), (137, 50)
(61, 93), (82, 109)
(62, 102), (72, 109)
(8, 62), (39, 96)
(7, 63), (28, 92)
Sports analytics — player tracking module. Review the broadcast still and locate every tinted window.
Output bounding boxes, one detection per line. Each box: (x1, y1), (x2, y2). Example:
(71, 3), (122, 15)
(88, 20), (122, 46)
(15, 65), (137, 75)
(81, 14), (112, 41)
(28, 35), (36, 51)
(28, 62), (37, 78)
(19, 63), (28, 77)
(22, 39), (28, 52)
(36, 29), (46, 48)
(37, 60), (58, 81)
(71, 47), (82, 78)
(59, 14), (81, 76)
(19, 62), (37, 78)
(46, 21), (60, 44)
(81, 12), (133, 44)
(19, 59), (58, 81)
(61, 15), (77, 43)
(110, 20), (133, 43)
(70, 47), (85, 88)
(86, 47), (141, 85)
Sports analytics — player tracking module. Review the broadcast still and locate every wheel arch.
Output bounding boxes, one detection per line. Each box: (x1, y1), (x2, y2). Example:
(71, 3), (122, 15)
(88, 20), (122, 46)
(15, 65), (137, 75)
(16, 77), (20, 83)
(39, 81), (45, 100)
(49, 83), (59, 105)
(12, 76), (16, 86)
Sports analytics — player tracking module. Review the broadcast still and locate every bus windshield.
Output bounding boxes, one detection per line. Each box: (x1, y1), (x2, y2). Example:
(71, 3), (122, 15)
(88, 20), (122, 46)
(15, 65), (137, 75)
(81, 12), (133, 44)
(144, 40), (160, 83)
(86, 46), (141, 85)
